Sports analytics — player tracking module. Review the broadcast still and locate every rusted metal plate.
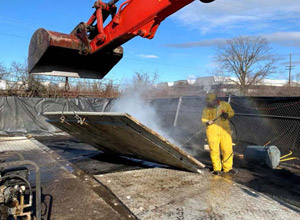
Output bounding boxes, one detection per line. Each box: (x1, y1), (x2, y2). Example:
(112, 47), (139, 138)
(43, 112), (205, 172)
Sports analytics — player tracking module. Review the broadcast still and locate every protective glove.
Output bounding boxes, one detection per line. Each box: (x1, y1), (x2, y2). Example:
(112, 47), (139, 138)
(206, 120), (214, 126)
(221, 112), (229, 120)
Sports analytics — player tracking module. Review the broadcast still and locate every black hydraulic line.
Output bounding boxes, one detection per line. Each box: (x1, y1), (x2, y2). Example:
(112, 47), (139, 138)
(229, 119), (239, 145)
(0, 160), (41, 220)
(108, 0), (120, 6)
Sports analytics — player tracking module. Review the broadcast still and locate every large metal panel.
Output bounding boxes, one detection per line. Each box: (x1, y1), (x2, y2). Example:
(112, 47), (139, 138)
(43, 112), (205, 172)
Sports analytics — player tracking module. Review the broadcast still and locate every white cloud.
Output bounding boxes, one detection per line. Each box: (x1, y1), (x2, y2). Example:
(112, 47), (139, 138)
(281, 60), (300, 66)
(172, 0), (300, 34)
(206, 61), (219, 68)
(165, 32), (300, 48)
(187, 74), (196, 80)
(263, 32), (300, 47)
(138, 54), (159, 59)
(166, 38), (228, 48)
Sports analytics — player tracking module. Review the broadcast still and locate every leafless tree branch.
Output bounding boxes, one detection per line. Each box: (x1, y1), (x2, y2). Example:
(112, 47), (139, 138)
(215, 36), (278, 95)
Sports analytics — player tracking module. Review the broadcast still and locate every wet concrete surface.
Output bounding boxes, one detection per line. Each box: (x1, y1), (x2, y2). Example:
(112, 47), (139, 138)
(36, 135), (300, 214)
(1, 135), (300, 219)
(0, 137), (136, 220)
(196, 151), (300, 211)
(95, 168), (300, 220)
(36, 135), (157, 175)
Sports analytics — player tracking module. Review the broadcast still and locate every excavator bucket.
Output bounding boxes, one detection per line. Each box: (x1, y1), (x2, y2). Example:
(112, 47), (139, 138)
(28, 28), (123, 79)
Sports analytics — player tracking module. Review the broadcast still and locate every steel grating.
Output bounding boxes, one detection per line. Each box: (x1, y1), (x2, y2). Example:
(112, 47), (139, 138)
(0, 137), (38, 151)
(94, 168), (300, 220)
(43, 112), (205, 172)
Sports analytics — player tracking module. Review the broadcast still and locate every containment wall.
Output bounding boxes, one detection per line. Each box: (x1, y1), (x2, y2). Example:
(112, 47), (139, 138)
(0, 96), (299, 154)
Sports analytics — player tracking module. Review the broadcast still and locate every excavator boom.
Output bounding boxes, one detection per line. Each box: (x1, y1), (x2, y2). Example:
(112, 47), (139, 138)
(28, 0), (214, 79)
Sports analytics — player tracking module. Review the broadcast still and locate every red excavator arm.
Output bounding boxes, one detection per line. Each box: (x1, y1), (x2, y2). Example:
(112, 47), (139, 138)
(28, 0), (214, 79)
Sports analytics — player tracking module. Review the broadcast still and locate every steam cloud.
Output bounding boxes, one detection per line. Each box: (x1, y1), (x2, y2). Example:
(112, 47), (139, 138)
(110, 87), (177, 145)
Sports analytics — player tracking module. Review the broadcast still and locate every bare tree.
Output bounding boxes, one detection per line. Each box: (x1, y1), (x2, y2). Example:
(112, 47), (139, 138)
(9, 61), (29, 81)
(0, 63), (8, 79)
(131, 72), (158, 89)
(293, 72), (300, 86)
(120, 71), (159, 98)
(215, 36), (278, 95)
(8, 61), (47, 97)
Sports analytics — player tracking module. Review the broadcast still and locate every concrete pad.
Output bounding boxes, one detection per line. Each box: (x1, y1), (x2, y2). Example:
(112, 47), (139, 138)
(94, 168), (300, 220)
(44, 112), (205, 172)
(0, 137), (38, 151)
(0, 138), (128, 220)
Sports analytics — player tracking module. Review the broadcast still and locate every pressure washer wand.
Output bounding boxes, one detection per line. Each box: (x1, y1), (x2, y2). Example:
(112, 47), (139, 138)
(180, 114), (223, 147)
(206, 114), (222, 126)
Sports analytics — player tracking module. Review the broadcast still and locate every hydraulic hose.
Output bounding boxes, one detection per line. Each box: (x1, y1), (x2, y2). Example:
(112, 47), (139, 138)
(108, 0), (120, 6)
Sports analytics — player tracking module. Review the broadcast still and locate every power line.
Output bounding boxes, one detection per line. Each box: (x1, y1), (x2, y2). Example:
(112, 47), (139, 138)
(123, 57), (201, 70)
(226, 0), (272, 7)
(0, 16), (40, 30)
(0, 32), (29, 40)
(211, 0), (247, 10)
(0, 33), (202, 72)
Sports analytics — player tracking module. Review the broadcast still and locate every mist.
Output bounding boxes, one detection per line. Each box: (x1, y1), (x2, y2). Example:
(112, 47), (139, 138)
(110, 86), (178, 145)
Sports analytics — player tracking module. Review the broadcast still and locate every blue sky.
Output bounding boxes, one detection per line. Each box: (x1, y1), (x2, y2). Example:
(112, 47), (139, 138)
(1, 0), (300, 84)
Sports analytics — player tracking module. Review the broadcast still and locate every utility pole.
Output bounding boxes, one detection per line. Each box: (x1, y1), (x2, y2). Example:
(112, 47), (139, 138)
(285, 53), (295, 94)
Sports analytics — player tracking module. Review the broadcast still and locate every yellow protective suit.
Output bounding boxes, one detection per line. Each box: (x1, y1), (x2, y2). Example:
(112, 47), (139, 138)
(201, 101), (235, 172)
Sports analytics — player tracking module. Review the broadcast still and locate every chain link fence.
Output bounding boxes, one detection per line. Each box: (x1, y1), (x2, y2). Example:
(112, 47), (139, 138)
(0, 96), (299, 160)
(149, 96), (300, 160)
(229, 97), (300, 153)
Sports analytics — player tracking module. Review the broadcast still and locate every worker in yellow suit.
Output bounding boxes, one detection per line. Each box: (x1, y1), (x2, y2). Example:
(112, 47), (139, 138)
(201, 93), (236, 175)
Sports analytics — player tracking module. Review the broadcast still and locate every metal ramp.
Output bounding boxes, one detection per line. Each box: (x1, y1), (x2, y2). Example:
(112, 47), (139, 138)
(44, 112), (205, 172)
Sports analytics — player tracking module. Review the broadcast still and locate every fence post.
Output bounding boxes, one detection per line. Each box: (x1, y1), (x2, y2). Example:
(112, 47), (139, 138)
(173, 96), (183, 127)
